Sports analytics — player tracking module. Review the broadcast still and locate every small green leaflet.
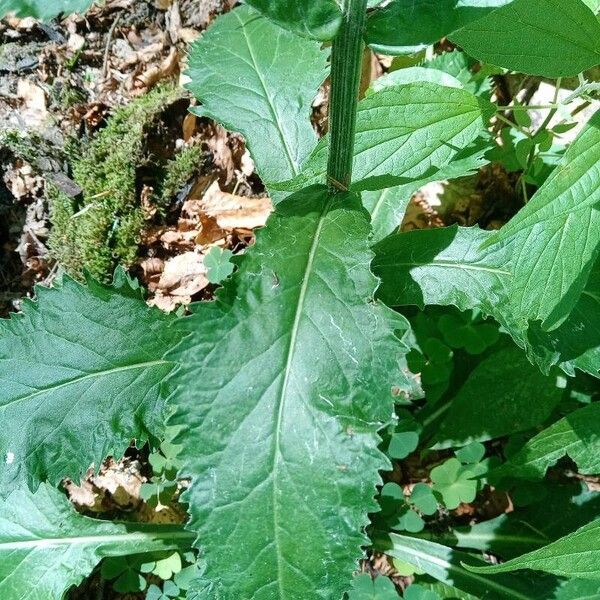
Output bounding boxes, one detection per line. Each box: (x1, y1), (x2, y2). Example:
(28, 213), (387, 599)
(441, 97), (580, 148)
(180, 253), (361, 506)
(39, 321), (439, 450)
(242, 0), (342, 41)
(490, 402), (600, 482)
(374, 533), (562, 600)
(0, 484), (193, 600)
(433, 346), (563, 448)
(466, 519), (600, 580)
(348, 573), (398, 599)
(276, 82), (494, 192)
(166, 186), (411, 599)
(368, 68), (464, 94)
(0, 273), (180, 495)
(483, 109), (600, 331)
(450, 0), (600, 77)
(186, 6), (329, 194)
(0, 0), (93, 19)
(365, 0), (513, 55)
(204, 247), (235, 284)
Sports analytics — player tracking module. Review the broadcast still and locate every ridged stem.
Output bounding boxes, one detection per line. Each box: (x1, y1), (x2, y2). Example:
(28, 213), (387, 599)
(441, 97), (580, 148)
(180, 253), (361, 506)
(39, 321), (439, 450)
(326, 0), (368, 193)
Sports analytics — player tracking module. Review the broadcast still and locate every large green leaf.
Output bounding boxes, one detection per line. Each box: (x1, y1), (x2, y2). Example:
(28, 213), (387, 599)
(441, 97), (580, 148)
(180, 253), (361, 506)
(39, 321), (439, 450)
(243, 0), (342, 41)
(0, 273), (180, 495)
(365, 0), (513, 55)
(186, 6), (329, 193)
(433, 346), (563, 448)
(0, 483), (193, 600)
(375, 533), (562, 599)
(450, 0), (600, 77)
(166, 186), (411, 599)
(276, 82), (494, 193)
(484, 110), (600, 331)
(467, 519), (600, 580)
(491, 402), (600, 482)
(0, 0), (93, 19)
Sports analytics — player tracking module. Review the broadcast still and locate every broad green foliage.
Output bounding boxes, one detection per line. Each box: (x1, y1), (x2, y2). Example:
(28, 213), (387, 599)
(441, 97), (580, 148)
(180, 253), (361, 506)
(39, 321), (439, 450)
(243, 0), (342, 40)
(0, 273), (180, 494)
(0, 484), (193, 600)
(483, 109), (600, 331)
(450, 0), (600, 77)
(0, 0), (93, 20)
(166, 186), (410, 599)
(467, 519), (600, 580)
(186, 6), (329, 193)
(366, 0), (513, 55)
(277, 82), (494, 192)
(377, 533), (561, 599)
(433, 346), (563, 448)
(490, 402), (600, 482)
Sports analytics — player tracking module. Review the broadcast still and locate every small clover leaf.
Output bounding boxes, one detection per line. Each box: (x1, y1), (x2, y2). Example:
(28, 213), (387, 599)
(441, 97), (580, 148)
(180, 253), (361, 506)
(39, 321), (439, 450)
(151, 552), (182, 580)
(146, 581), (180, 600)
(378, 482), (405, 517)
(430, 458), (477, 509)
(388, 431), (419, 459)
(391, 506), (425, 533)
(438, 313), (499, 355)
(204, 247), (235, 284)
(101, 556), (147, 593)
(455, 441), (485, 464)
(410, 483), (438, 516)
(348, 573), (398, 599)
(404, 584), (441, 600)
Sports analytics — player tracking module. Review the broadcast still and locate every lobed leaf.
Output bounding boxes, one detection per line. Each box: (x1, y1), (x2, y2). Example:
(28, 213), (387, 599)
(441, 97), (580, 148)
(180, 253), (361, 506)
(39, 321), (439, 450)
(186, 5), (329, 195)
(242, 0), (342, 41)
(276, 82), (494, 193)
(466, 519), (600, 580)
(366, 0), (513, 55)
(0, 273), (181, 495)
(0, 483), (193, 599)
(450, 0), (600, 77)
(166, 186), (412, 599)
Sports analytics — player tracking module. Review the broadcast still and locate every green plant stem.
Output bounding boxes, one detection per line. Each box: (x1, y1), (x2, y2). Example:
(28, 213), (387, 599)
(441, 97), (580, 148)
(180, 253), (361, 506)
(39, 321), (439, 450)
(326, 0), (368, 193)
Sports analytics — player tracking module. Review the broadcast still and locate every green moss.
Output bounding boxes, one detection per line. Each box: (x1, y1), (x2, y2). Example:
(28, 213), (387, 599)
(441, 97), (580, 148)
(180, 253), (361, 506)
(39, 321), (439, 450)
(158, 144), (205, 207)
(48, 83), (183, 282)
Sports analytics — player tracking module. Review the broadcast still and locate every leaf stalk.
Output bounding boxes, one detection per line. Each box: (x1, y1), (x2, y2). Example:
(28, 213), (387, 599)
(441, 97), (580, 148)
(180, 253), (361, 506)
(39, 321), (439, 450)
(326, 0), (368, 193)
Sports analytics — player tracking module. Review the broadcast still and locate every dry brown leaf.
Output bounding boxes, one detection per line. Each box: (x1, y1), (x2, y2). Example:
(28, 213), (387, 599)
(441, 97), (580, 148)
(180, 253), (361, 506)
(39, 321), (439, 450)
(156, 250), (208, 295)
(201, 181), (272, 231)
(17, 79), (48, 127)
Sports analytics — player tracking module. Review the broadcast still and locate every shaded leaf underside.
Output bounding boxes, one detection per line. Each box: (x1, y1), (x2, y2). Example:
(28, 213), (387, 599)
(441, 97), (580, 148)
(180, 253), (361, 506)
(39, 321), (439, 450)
(0, 484), (193, 599)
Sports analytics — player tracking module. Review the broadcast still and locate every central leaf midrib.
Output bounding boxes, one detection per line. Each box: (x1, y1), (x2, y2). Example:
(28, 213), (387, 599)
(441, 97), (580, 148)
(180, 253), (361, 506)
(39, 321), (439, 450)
(1, 528), (194, 551)
(271, 198), (332, 596)
(2, 360), (169, 410)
